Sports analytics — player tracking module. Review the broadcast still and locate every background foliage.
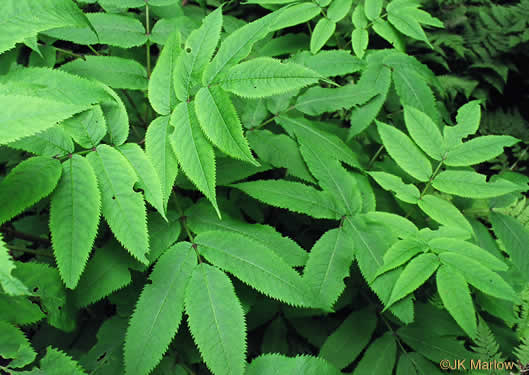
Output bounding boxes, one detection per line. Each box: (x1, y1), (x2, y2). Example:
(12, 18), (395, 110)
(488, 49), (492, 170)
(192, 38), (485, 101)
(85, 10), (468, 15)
(1, 0), (529, 374)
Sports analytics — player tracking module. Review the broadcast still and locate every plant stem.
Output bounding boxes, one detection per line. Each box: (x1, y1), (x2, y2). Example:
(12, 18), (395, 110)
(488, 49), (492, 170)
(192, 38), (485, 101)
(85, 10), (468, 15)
(420, 160), (444, 199)
(251, 105), (297, 131)
(87, 45), (100, 56)
(145, 0), (153, 125)
(57, 149), (93, 162)
(509, 145), (529, 171)
(367, 145), (384, 170)
(3, 227), (51, 246)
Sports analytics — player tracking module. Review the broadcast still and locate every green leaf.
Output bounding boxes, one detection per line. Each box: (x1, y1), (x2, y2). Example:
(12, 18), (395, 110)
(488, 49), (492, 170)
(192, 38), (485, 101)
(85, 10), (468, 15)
(0, 95), (90, 145)
(0, 320), (36, 368)
(195, 86), (258, 165)
(352, 5), (368, 28)
(291, 50), (364, 78)
(220, 57), (320, 98)
(0, 0), (92, 54)
(385, 253), (439, 308)
(149, 31), (182, 116)
(98, 84), (130, 146)
(73, 242), (133, 307)
(271, 3), (321, 30)
(302, 228), (355, 310)
(204, 11), (279, 84)
(195, 230), (314, 307)
(0, 234), (30, 296)
(310, 18), (336, 54)
(375, 238), (426, 277)
(300, 144), (362, 215)
(145, 116), (179, 211)
(295, 84), (376, 116)
(429, 238), (507, 271)
(50, 155), (101, 289)
(376, 121), (432, 182)
(118, 143), (166, 220)
(328, 0), (353, 22)
(432, 171), (521, 199)
(490, 212), (529, 275)
(232, 179), (341, 219)
(61, 56), (148, 90)
(436, 265), (477, 338)
(372, 19), (405, 51)
(185, 263), (246, 375)
(364, 0), (383, 20)
(247, 354), (341, 375)
(62, 106), (107, 149)
(38, 347), (87, 374)
(351, 28), (369, 59)
(0, 156), (62, 225)
(319, 308), (377, 369)
(45, 12), (148, 48)
(387, 0), (441, 47)
(87, 145), (149, 264)
(186, 201), (307, 267)
(246, 130), (314, 183)
(444, 135), (519, 166)
(353, 335), (397, 375)
(169, 102), (219, 216)
(368, 171), (420, 204)
(393, 68), (439, 124)
(0, 295), (45, 325)
(8, 127), (74, 158)
(439, 252), (518, 303)
(444, 100), (481, 148)
(174, 7), (223, 101)
(277, 115), (360, 167)
(125, 243), (196, 375)
(418, 195), (473, 235)
(403, 106), (444, 160)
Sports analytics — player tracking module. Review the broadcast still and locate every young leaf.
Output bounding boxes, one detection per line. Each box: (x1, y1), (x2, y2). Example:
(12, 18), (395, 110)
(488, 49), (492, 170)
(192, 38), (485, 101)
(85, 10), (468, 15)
(0, 0), (92, 54)
(61, 56), (148, 90)
(436, 265), (477, 338)
(302, 228), (355, 310)
(118, 143), (166, 220)
(403, 106), (444, 160)
(364, 0), (383, 20)
(45, 12), (148, 48)
(148, 31), (182, 115)
(204, 11), (279, 84)
(319, 308), (377, 369)
(232, 179), (341, 219)
(385, 253), (440, 308)
(351, 28), (369, 59)
(376, 121), (432, 182)
(87, 145), (149, 264)
(490, 212), (529, 275)
(186, 201), (307, 267)
(125, 243), (197, 375)
(271, 3), (321, 31)
(62, 106), (107, 149)
(195, 86), (258, 165)
(50, 155), (101, 289)
(169, 102), (219, 216)
(185, 263), (246, 375)
(0, 95), (90, 145)
(8, 127), (74, 158)
(444, 100), (481, 148)
(73, 242), (133, 307)
(300, 144), (362, 215)
(0, 234), (30, 296)
(0, 320), (36, 368)
(220, 57), (320, 98)
(145, 116), (179, 211)
(368, 171), (420, 204)
(0, 156), (62, 225)
(38, 347), (87, 374)
(430, 238), (507, 271)
(277, 115), (360, 167)
(310, 18), (336, 54)
(247, 354), (341, 375)
(195, 230), (314, 307)
(174, 7), (223, 101)
(295, 84), (376, 116)
(328, 0), (353, 22)
(439, 252), (518, 303)
(432, 170), (521, 199)
(418, 195), (473, 235)
(353, 335), (397, 375)
(444, 135), (519, 166)
(375, 238), (426, 277)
